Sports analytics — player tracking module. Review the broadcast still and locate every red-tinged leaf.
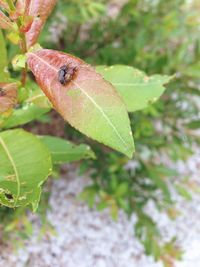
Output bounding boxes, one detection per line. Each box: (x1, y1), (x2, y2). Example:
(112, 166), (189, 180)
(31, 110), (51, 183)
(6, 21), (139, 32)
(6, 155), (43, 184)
(11, 0), (31, 20)
(19, 16), (34, 33)
(27, 49), (134, 157)
(15, 0), (31, 14)
(0, 0), (9, 10)
(0, 83), (18, 114)
(25, 0), (57, 48)
(0, 11), (13, 29)
(10, 1), (32, 28)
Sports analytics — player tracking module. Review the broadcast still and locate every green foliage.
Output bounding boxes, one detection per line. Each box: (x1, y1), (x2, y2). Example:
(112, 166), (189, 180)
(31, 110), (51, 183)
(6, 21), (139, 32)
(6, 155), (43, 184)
(0, 0), (199, 266)
(39, 135), (96, 164)
(39, 0), (199, 265)
(58, 0), (106, 23)
(0, 0), (168, 212)
(1, 103), (50, 128)
(0, 30), (9, 82)
(0, 129), (52, 210)
(185, 120), (200, 129)
(96, 65), (172, 112)
(27, 49), (135, 157)
(0, 190), (53, 248)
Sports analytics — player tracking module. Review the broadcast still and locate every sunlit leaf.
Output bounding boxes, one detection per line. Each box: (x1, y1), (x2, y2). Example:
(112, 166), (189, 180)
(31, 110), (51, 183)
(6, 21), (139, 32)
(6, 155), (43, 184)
(39, 135), (96, 164)
(0, 129), (52, 210)
(12, 54), (26, 70)
(27, 49), (134, 157)
(96, 65), (172, 112)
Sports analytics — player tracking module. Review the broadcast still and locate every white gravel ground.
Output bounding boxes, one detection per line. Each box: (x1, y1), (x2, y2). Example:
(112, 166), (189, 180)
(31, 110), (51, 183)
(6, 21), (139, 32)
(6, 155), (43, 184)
(0, 148), (200, 267)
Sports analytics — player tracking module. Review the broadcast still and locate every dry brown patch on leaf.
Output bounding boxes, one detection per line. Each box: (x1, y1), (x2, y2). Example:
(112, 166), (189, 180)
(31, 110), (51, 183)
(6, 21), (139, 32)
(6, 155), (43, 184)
(0, 83), (18, 114)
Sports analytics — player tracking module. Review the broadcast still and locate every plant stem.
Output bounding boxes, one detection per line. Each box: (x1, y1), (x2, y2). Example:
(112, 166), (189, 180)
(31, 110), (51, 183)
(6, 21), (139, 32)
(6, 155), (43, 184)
(6, 0), (28, 86)
(19, 31), (28, 86)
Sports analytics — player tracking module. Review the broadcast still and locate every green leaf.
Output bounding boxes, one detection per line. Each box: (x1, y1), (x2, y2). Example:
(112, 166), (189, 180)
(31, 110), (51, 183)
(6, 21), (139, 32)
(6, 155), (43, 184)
(0, 30), (9, 82)
(27, 49), (135, 158)
(185, 120), (200, 129)
(0, 129), (52, 210)
(1, 103), (50, 129)
(96, 65), (172, 112)
(79, 186), (97, 209)
(39, 135), (96, 164)
(25, 85), (51, 108)
(115, 182), (128, 198)
(146, 165), (172, 204)
(175, 185), (192, 201)
(12, 54), (26, 70)
(183, 62), (200, 78)
(6, 30), (20, 44)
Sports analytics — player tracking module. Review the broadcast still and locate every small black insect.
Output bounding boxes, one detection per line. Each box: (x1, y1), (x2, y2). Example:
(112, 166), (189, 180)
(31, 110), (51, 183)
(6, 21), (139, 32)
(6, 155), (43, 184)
(58, 65), (76, 85)
(0, 87), (5, 97)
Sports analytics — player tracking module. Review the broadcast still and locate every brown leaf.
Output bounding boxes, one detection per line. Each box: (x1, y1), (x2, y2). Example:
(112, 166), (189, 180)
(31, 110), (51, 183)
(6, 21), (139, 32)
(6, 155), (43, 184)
(0, 83), (18, 114)
(25, 0), (57, 48)
(27, 49), (134, 157)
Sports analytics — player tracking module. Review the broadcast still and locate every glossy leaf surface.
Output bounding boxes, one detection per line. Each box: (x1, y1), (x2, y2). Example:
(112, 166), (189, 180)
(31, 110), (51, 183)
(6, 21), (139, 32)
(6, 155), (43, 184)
(96, 65), (171, 112)
(27, 49), (134, 157)
(0, 129), (52, 210)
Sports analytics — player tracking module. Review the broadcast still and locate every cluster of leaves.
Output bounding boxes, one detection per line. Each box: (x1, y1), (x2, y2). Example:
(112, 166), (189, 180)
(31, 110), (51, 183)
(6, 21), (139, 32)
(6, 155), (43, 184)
(0, 0), (199, 266)
(38, 0), (200, 265)
(0, 2), (169, 213)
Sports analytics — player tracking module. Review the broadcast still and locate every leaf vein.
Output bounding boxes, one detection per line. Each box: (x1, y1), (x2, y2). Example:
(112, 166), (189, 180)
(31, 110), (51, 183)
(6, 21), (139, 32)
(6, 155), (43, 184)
(0, 136), (20, 205)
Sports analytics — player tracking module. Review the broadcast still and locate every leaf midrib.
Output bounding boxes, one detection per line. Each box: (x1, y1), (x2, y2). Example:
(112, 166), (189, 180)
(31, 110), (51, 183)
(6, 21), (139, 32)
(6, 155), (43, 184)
(0, 136), (20, 205)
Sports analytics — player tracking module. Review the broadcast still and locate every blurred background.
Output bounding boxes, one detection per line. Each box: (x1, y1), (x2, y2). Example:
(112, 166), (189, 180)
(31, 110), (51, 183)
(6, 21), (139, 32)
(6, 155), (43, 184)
(0, 0), (200, 267)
